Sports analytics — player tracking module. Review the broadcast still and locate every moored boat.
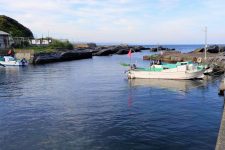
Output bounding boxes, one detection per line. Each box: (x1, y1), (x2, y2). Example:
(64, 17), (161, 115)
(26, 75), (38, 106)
(127, 61), (205, 80)
(0, 56), (28, 66)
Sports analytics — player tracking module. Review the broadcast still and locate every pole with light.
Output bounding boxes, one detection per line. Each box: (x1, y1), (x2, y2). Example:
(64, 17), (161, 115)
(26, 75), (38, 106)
(204, 26), (208, 61)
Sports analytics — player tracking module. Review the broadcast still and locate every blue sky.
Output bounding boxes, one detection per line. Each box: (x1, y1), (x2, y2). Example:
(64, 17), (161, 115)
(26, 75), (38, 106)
(1, 0), (225, 44)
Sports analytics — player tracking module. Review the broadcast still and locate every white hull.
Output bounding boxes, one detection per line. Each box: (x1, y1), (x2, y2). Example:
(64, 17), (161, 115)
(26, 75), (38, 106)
(128, 68), (205, 80)
(204, 68), (213, 75)
(0, 56), (28, 66)
(0, 61), (28, 66)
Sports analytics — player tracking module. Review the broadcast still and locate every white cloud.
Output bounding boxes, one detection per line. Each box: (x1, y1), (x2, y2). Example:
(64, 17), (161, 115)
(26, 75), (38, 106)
(1, 0), (225, 44)
(157, 0), (180, 11)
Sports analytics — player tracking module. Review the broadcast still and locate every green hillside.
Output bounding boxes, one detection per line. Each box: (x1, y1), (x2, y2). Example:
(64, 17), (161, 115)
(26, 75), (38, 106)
(0, 15), (33, 37)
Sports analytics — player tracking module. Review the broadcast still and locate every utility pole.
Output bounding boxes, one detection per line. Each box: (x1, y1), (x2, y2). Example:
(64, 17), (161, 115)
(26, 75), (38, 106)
(204, 26), (208, 60)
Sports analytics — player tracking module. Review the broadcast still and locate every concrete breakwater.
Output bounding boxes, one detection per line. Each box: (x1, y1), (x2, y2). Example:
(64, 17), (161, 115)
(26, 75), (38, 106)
(33, 51), (93, 64)
(28, 45), (148, 64)
(76, 45), (148, 56)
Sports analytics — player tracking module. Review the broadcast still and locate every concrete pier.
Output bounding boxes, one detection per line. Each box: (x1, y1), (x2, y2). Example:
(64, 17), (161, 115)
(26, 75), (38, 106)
(219, 79), (225, 96)
(216, 77), (225, 150)
(215, 102), (225, 150)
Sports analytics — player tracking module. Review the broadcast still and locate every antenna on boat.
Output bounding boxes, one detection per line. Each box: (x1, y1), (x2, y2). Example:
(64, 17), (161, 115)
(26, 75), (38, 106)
(204, 26), (208, 60)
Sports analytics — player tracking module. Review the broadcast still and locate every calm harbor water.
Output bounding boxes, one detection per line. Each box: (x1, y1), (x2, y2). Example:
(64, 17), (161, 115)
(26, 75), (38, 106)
(0, 46), (224, 150)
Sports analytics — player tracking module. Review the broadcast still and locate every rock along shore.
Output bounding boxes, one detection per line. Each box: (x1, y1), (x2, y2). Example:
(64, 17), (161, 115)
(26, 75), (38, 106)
(143, 45), (225, 73)
(32, 45), (149, 64)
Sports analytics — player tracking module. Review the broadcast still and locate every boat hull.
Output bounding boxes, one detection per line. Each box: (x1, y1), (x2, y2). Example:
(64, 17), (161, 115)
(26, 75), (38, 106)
(204, 68), (213, 75)
(0, 56), (28, 66)
(128, 69), (205, 80)
(0, 61), (28, 66)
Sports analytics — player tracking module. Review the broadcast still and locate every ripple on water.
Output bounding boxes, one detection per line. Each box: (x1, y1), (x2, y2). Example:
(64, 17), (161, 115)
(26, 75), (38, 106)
(0, 52), (224, 150)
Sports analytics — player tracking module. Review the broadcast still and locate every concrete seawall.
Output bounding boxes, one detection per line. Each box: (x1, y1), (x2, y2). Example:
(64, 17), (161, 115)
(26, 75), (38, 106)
(15, 49), (34, 62)
(215, 101), (225, 150)
(33, 51), (92, 64)
(216, 78), (225, 150)
(5, 49), (92, 65)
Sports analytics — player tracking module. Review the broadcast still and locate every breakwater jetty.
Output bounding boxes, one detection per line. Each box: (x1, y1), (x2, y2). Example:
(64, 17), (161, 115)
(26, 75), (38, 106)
(0, 44), (148, 65)
(20, 45), (148, 65)
(33, 51), (93, 64)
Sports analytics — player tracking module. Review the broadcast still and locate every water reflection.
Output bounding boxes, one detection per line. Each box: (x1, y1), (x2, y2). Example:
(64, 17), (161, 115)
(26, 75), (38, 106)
(0, 66), (20, 74)
(128, 93), (132, 107)
(0, 66), (30, 76)
(128, 79), (205, 92)
(0, 52), (223, 150)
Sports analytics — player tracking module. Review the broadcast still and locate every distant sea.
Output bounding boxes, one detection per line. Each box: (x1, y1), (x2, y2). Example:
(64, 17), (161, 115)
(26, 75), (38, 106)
(143, 44), (204, 53)
(144, 44), (224, 53)
(97, 43), (225, 53)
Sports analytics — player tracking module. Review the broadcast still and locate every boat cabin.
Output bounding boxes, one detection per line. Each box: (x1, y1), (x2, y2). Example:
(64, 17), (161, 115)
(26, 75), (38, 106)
(176, 61), (192, 66)
(0, 56), (16, 62)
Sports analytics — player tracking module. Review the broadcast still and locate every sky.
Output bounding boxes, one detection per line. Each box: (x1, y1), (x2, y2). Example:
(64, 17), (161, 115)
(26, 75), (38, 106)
(1, 0), (225, 44)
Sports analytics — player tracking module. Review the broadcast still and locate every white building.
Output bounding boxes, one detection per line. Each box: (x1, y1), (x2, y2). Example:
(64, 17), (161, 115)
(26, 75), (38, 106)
(31, 38), (52, 45)
(0, 31), (10, 49)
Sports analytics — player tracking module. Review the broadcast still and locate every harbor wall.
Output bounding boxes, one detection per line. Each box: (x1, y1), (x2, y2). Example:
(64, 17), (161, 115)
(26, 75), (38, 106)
(215, 96), (225, 150)
(14, 49), (34, 62)
(0, 49), (8, 56)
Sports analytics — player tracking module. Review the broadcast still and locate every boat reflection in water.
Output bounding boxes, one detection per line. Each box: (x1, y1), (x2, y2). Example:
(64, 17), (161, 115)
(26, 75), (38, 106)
(0, 66), (21, 74)
(128, 79), (206, 92)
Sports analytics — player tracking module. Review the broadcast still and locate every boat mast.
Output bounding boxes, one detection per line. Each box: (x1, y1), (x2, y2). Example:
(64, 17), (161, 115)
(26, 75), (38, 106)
(204, 26), (208, 60)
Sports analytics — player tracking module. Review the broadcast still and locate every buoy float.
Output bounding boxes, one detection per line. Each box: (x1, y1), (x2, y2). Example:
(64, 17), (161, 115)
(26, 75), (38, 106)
(197, 57), (202, 63)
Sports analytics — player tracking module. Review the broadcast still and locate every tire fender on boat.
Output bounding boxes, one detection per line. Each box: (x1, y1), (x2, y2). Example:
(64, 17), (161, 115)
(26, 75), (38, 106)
(197, 57), (202, 63)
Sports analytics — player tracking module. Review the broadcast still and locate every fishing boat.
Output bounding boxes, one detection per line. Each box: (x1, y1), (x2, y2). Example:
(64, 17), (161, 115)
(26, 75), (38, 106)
(0, 56), (28, 66)
(127, 61), (205, 79)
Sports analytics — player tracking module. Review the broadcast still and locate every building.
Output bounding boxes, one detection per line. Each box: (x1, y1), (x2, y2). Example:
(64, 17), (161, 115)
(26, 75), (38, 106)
(30, 38), (52, 45)
(0, 31), (10, 49)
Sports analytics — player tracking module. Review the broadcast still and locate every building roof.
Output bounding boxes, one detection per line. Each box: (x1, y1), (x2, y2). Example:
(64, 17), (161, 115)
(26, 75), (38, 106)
(0, 31), (9, 35)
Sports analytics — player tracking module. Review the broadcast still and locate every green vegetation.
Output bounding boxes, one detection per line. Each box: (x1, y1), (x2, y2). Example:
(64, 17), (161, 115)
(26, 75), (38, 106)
(25, 39), (74, 54)
(0, 15), (74, 53)
(0, 15), (33, 37)
(26, 46), (57, 54)
(48, 39), (73, 50)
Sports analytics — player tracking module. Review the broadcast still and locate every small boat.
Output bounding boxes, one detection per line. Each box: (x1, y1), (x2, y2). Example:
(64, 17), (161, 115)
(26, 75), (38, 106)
(0, 56), (28, 66)
(127, 61), (205, 80)
(204, 67), (213, 75)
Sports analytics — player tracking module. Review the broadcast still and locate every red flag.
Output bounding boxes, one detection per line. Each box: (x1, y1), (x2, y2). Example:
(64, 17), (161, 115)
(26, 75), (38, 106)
(8, 50), (12, 55)
(127, 49), (132, 57)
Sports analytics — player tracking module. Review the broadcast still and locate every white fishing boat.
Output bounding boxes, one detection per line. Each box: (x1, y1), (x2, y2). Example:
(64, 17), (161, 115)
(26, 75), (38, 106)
(0, 56), (28, 66)
(127, 62), (205, 79)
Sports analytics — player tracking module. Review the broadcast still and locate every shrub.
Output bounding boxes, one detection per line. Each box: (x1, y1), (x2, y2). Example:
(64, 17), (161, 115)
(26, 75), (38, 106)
(49, 39), (73, 50)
